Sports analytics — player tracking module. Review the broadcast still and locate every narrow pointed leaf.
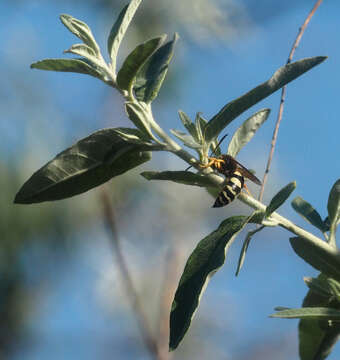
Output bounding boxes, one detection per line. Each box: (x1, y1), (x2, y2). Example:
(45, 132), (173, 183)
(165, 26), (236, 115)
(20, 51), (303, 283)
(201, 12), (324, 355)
(117, 36), (165, 91)
(265, 181), (296, 217)
(204, 56), (327, 142)
(299, 277), (340, 360)
(270, 307), (340, 320)
(327, 179), (340, 228)
(292, 196), (328, 233)
(170, 130), (201, 149)
(235, 222), (265, 276)
(178, 111), (198, 142)
(30, 58), (105, 80)
(141, 170), (216, 187)
(134, 33), (178, 103)
(60, 14), (100, 55)
(227, 109), (270, 158)
(195, 112), (204, 143)
(14, 129), (151, 204)
(169, 214), (263, 351)
(125, 102), (154, 140)
(64, 43), (97, 59)
(290, 237), (340, 283)
(107, 0), (143, 71)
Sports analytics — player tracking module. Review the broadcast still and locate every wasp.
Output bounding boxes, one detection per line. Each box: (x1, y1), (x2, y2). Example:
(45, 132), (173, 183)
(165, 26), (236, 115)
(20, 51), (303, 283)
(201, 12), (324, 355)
(201, 154), (262, 208)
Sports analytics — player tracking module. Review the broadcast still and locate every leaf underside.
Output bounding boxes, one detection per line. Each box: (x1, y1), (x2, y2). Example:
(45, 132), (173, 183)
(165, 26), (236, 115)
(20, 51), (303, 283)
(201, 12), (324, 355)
(14, 128), (151, 204)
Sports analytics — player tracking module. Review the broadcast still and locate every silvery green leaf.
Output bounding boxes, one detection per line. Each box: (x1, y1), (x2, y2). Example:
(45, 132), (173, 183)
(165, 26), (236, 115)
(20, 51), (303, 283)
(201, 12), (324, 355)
(292, 196), (328, 233)
(290, 237), (340, 283)
(227, 109), (270, 158)
(327, 179), (340, 229)
(31, 58), (105, 81)
(64, 43), (97, 60)
(178, 111), (198, 142)
(169, 215), (255, 351)
(204, 56), (327, 142)
(107, 0), (143, 72)
(117, 36), (166, 92)
(270, 307), (340, 320)
(265, 181), (296, 217)
(125, 102), (154, 140)
(14, 128), (151, 204)
(134, 33), (178, 103)
(60, 14), (100, 55)
(141, 170), (216, 187)
(170, 129), (201, 149)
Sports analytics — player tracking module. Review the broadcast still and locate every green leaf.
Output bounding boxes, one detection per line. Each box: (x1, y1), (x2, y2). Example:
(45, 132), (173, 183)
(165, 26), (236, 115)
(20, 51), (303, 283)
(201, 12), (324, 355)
(107, 0), (143, 72)
(64, 43), (97, 59)
(290, 237), (340, 283)
(178, 111), (199, 142)
(235, 221), (265, 276)
(195, 112), (204, 144)
(299, 277), (340, 360)
(170, 130), (201, 149)
(204, 56), (327, 142)
(134, 33), (178, 103)
(270, 307), (340, 320)
(304, 276), (340, 303)
(292, 196), (328, 233)
(169, 214), (263, 351)
(141, 170), (217, 187)
(227, 109), (270, 158)
(117, 36), (166, 92)
(60, 14), (100, 55)
(30, 58), (105, 81)
(125, 102), (154, 140)
(327, 179), (340, 229)
(265, 181), (296, 217)
(14, 129), (151, 204)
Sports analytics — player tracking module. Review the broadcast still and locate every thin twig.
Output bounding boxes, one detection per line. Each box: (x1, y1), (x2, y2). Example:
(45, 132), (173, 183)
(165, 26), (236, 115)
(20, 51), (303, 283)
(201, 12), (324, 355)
(258, 0), (323, 202)
(99, 186), (161, 360)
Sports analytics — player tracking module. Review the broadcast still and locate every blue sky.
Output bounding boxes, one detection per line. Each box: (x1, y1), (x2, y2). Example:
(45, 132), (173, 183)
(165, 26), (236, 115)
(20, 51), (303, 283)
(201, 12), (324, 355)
(2, 1), (340, 359)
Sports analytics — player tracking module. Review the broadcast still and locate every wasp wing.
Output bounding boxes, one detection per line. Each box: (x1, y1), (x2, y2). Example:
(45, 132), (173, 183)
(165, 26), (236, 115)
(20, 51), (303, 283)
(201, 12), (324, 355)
(234, 159), (262, 185)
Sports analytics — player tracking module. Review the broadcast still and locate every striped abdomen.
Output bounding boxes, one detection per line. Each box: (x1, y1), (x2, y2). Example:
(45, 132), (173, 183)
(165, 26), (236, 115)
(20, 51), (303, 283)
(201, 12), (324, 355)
(213, 171), (244, 208)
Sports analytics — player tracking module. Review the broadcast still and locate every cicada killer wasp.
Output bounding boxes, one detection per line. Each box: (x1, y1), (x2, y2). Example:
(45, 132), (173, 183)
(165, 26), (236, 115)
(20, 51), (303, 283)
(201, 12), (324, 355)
(201, 154), (262, 208)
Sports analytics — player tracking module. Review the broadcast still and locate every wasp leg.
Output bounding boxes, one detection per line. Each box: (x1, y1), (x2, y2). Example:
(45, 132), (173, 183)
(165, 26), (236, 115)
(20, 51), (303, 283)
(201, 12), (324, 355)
(243, 183), (253, 197)
(199, 157), (225, 169)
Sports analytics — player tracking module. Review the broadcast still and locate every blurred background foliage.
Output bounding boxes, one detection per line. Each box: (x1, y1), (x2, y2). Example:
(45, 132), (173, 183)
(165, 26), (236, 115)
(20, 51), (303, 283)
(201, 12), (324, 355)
(1, 0), (339, 359)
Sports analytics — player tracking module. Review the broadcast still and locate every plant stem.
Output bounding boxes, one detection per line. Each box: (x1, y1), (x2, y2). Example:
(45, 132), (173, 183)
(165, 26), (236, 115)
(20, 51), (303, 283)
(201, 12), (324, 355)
(259, 0), (323, 201)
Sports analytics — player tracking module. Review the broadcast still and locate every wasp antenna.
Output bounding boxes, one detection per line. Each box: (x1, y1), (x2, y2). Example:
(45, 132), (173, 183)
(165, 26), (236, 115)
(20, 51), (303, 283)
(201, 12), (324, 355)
(211, 133), (228, 156)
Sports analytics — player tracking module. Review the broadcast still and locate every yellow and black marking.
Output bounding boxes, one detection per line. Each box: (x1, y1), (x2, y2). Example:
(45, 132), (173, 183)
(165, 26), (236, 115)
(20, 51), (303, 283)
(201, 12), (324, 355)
(200, 153), (261, 208)
(213, 171), (244, 208)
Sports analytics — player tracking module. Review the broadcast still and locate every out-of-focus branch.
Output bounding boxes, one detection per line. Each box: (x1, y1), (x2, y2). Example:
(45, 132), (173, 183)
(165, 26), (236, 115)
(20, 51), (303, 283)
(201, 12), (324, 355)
(99, 186), (163, 360)
(258, 0), (323, 201)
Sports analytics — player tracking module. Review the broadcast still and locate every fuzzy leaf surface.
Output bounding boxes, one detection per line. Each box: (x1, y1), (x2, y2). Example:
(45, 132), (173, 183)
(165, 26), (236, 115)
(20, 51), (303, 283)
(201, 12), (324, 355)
(141, 171), (216, 187)
(204, 56), (327, 142)
(134, 33), (178, 103)
(30, 58), (104, 80)
(265, 181), (296, 217)
(170, 130), (201, 149)
(107, 0), (142, 71)
(227, 109), (270, 158)
(290, 237), (340, 283)
(169, 214), (262, 350)
(299, 277), (340, 360)
(14, 129), (151, 204)
(292, 196), (328, 233)
(271, 307), (340, 320)
(60, 14), (100, 55)
(327, 179), (340, 228)
(117, 36), (166, 91)
(178, 111), (198, 142)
